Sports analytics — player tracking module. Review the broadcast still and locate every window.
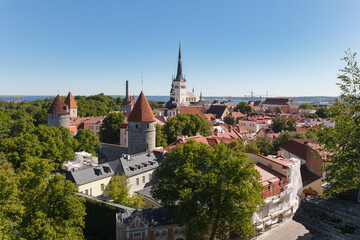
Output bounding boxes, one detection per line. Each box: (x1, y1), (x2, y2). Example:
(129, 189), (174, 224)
(269, 185), (274, 192)
(174, 229), (179, 235)
(85, 189), (88, 195)
(142, 176), (145, 183)
(147, 124), (149, 129)
(135, 220), (139, 227)
(136, 178), (139, 185)
(155, 231), (160, 236)
(101, 184), (105, 191)
(136, 124), (138, 129)
(162, 230), (167, 236)
(133, 232), (141, 238)
(149, 173), (152, 181)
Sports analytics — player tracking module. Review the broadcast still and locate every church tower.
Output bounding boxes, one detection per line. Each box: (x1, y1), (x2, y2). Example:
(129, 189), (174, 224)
(47, 95), (70, 129)
(127, 92), (156, 155)
(171, 43), (187, 105)
(65, 91), (78, 118)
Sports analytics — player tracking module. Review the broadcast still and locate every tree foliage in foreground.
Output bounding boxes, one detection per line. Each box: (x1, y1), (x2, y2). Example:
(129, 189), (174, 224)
(152, 140), (264, 240)
(107, 175), (144, 209)
(74, 129), (101, 156)
(317, 49), (360, 200)
(163, 113), (212, 144)
(0, 156), (86, 239)
(155, 124), (168, 147)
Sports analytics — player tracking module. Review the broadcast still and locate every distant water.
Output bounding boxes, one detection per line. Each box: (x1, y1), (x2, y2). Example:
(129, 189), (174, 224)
(0, 95), (337, 104)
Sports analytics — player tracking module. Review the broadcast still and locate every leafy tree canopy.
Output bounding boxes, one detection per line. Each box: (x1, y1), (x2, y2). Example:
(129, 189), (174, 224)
(234, 102), (253, 115)
(151, 141), (264, 240)
(245, 141), (260, 154)
(74, 129), (101, 156)
(163, 113), (212, 144)
(256, 135), (274, 156)
(99, 112), (125, 144)
(224, 115), (236, 125)
(107, 175), (144, 209)
(315, 107), (330, 118)
(317, 49), (360, 200)
(271, 116), (296, 133)
(155, 124), (168, 147)
(299, 103), (314, 110)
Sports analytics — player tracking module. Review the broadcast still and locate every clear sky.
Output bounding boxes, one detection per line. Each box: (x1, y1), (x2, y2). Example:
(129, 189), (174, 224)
(1, 0), (360, 97)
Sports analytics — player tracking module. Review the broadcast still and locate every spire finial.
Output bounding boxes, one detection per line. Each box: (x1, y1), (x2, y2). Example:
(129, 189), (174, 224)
(175, 42), (184, 81)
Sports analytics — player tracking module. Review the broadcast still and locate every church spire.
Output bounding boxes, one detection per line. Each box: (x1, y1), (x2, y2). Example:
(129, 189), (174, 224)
(175, 42), (184, 81)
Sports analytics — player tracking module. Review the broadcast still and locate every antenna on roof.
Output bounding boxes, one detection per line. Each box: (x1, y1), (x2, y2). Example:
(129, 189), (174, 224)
(141, 72), (144, 92)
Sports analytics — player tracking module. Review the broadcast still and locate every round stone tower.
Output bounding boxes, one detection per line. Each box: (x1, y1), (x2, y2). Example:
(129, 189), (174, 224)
(127, 92), (156, 155)
(47, 94), (70, 129)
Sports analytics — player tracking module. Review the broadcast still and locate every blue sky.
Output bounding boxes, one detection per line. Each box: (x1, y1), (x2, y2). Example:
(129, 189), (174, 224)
(1, 0), (360, 97)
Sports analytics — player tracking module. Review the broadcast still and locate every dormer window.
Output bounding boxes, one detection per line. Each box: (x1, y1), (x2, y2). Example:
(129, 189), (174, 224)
(136, 124), (138, 129)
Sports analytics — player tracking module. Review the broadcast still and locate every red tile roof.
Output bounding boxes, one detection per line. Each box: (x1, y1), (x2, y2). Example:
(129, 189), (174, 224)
(280, 139), (318, 160)
(180, 106), (207, 119)
(128, 92), (156, 122)
(48, 95), (69, 114)
(65, 91), (78, 108)
(77, 122), (90, 130)
(263, 98), (292, 105)
(85, 116), (106, 125)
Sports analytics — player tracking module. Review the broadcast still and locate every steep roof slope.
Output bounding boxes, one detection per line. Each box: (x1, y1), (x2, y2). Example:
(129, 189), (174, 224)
(48, 95), (69, 114)
(65, 91), (78, 108)
(128, 92), (156, 122)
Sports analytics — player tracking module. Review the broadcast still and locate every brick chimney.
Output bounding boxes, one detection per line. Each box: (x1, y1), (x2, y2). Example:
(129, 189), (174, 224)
(277, 150), (284, 158)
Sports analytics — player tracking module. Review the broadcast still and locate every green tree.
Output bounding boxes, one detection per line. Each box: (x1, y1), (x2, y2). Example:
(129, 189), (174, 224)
(163, 113), (212, 144)
(99, 112), (125, 144)
(315, 107), (330, 118)
(234, 102), (253, 115)
(256, 135), (274, 156)
(107, 175), (144, 209)
(228, 139), (245, 152)
(273, 131), (292, 150)
(245, 141), (260, 154)
(317, 49), (360, 201)
(0, 155), (23, 239)
(74, 129), (101, 156)
(18, 157), (86, 240)
(271, 116), (287, 133)
(299, 103), (314, 110)
(155, 124), (168, 147)
(285, 118), (296, 132)
(224, 115), (235, 125)
(272, 116), (296, 133)
(152, 141), (264, 240)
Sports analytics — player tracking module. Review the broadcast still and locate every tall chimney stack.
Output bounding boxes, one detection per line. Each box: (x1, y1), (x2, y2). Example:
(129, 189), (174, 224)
(126, 80), (129, 98)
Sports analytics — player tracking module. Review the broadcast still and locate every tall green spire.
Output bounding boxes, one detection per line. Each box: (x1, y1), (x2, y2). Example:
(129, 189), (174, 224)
(175, 42), (184, 81)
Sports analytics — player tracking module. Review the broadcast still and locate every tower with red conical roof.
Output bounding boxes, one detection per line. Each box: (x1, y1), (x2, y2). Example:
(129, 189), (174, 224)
(65, 91), (78, 118)
(127, 91), (156, 154)
(47, 95), (70, 129)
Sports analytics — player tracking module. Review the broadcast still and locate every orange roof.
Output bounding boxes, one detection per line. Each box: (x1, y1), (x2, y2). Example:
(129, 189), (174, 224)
(180, 106), (207, 119)
(77, 122), (90, 130)
(128, 92), (156, 122)
(65, 91), (78, 109)
(48, 95), (69, 114)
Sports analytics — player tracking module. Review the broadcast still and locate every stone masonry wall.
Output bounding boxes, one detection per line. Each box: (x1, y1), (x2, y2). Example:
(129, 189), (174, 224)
(293, 195), (360, 240)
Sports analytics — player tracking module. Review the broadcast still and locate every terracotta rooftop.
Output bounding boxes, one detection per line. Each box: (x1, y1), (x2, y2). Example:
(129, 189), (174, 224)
(180, 106), (207, 119)
(48, 95), (69, 114)
(85, 116), (106, 125)
(255, 163), (286, 186)
(65, 91), (78, 109)
(77, 122), (90, 130)
(263, 98), (292, 105)
(128, 92), (156, 122)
